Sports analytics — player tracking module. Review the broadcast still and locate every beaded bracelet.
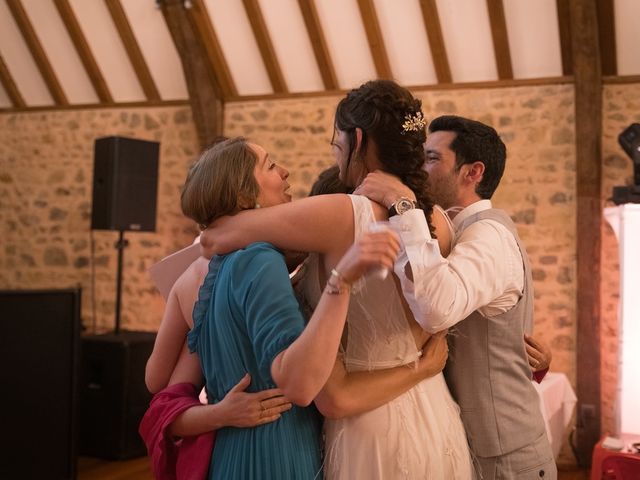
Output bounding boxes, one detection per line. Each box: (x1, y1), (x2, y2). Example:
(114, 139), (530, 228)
(325, 268), (351, 295)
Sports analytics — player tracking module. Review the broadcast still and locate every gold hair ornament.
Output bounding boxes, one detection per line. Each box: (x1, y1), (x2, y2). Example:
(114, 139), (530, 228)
(401, 111), (426, 134)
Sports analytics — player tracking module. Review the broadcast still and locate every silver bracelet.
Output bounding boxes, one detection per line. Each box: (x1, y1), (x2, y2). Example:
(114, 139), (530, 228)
(325, 268), (350, 295)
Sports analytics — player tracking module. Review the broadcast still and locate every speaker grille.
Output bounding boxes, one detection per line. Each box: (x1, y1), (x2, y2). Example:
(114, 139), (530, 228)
(91, 136), (159, 232)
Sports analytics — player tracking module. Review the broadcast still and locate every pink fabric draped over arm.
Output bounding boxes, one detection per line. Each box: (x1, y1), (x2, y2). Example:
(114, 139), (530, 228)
(139, 383), (215, 480)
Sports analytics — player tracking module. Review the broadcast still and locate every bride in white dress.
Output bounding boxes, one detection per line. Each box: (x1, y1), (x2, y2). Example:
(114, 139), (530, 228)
(304, 196), (472, 479)
(200, 80), (474, 479)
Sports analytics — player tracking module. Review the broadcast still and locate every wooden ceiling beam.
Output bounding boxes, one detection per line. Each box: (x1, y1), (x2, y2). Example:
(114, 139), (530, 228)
(53, 0), (113, 103)
(570, 0), (602, 467)
(186, 0), (237, 98)
(418, 0), (451, 84)
(486, 0), (513, 79)
(556, 0), (573, 75)
(159, 0), (223, 149)
(6, 0), (68, 105)
(356, 0), (392, 80)
(242, 0), (287, 93)
(104, 0), (160, 101)
(596, 0), (616, 76)
(298, 0), (338, 90)
(0, 54), (25, 108)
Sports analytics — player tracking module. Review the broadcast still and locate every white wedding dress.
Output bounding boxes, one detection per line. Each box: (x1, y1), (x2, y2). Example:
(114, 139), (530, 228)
(303, 195), (474, 479)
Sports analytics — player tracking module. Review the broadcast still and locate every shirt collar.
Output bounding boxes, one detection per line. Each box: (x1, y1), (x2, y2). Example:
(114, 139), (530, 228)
(451, 199), (493, 229)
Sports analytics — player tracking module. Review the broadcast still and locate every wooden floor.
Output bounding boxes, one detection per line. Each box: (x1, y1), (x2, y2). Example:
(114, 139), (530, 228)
(78, 456), (590, 480)
(78, 457), (153, 480)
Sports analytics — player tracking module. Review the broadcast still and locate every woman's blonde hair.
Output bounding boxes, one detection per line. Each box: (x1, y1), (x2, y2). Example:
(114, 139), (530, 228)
(181, 137), (260, 228)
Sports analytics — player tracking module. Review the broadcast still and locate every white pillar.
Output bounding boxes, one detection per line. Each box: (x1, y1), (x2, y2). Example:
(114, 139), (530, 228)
(604, 204), (640, 436)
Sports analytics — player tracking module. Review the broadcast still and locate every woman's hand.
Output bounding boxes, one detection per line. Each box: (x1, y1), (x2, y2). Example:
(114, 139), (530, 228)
(217, 374), (292, 427)
(335, 229), (401, 284)
(524, 334), (552, 372)
(416, 331), (449, 379)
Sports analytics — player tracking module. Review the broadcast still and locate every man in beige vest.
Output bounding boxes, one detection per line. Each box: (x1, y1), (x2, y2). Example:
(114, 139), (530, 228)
(357, 115), (557, 479)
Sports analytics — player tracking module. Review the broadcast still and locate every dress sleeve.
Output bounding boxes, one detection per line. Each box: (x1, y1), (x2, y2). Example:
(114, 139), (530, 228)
(348, 194), (375, 239)
(234, 244), (306, 381)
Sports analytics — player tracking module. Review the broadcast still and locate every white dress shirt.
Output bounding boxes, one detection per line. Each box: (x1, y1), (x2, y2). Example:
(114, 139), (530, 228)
(389, 200), (524, 333)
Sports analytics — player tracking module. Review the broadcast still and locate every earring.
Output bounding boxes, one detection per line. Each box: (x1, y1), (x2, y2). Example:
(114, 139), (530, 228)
(255, 203), (261, 209)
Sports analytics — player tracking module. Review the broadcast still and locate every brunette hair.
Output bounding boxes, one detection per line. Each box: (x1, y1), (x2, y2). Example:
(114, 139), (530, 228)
(334, 80), (433, 228)
(309, 165), (351, 196)
(180, 137), (260, 228)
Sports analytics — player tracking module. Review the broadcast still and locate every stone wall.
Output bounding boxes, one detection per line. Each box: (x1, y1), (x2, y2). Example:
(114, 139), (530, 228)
(0, 106), (200, 333)
(600, 82), (640, 436)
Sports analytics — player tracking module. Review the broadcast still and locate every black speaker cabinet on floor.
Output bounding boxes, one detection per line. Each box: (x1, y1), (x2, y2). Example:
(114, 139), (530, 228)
(0, 289), (81, 480)
(91, 136), (160, 232)
(79, 331), (156, 460)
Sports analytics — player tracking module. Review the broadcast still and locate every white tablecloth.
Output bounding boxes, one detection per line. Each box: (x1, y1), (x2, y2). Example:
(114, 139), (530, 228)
(533, 372), (577, 458)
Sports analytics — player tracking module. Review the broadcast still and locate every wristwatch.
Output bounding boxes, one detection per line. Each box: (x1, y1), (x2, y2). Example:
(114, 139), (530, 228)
(388, 197), (416, 217)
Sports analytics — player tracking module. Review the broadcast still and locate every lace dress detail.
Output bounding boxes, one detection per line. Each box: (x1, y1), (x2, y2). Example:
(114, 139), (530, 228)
(302, 195), (474, 479)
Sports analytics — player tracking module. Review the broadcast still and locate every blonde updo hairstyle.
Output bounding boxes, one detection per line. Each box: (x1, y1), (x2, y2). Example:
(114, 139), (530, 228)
(181, 137), (260, 229)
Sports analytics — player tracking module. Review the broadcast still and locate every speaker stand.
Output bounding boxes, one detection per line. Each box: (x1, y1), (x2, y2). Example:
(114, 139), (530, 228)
(114, 230), (128, 335)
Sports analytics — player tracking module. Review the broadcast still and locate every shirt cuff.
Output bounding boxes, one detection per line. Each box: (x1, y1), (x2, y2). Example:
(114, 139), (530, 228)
(389, 209), (432, 246)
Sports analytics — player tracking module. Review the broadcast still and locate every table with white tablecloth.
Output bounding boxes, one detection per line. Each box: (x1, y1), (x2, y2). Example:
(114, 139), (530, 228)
(533, 372), (577, 458)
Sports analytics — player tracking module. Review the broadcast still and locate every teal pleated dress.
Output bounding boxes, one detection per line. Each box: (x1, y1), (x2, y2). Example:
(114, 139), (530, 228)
(188, 242), (323, 479)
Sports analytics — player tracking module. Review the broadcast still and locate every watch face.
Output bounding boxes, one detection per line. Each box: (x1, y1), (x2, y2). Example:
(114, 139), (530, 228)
(397, 199), (414, 214)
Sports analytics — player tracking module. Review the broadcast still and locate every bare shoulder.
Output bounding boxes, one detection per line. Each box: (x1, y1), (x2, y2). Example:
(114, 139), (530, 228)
(175, 257), (209, 292)
(431, 206), (453, 257)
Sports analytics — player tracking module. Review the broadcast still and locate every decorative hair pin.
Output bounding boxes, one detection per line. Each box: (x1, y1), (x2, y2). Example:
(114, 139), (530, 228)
(401, 111), (426, 134)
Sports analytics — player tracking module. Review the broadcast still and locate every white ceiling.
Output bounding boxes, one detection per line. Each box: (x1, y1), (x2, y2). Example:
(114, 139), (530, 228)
(0, 0), (639, 109)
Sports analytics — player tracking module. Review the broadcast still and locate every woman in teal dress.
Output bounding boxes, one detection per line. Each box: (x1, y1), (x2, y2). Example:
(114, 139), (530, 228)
(177, 137), (401, 478)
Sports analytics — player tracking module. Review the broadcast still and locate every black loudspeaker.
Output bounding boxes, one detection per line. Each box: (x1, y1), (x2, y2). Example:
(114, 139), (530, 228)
(0, 289), (81, 480)
(79, 331), (156, 460)
(91, 136), (160, 232)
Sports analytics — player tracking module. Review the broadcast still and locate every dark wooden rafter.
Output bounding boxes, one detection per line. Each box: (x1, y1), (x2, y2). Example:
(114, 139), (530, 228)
(556, 0), (573, 75)
(485, 0), (513, 79)
(0, 54), (25, 108)
(53, 0), (113, 103)
(570, 0), (602, 468)
(596, 0), (616, 76)
(159, 0), (223, 149)
(418, 0), (451, 84)
(104, 0), (160, 101)
(185, 0), (237, 98)
(297, 0), (338, 90)
(241, 0), (287, 93)
(356, 0), (392, 79)
(6, 0), (68, 105)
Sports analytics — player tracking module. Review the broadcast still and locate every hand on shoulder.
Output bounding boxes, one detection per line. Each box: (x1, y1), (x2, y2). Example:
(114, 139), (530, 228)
(354, 170), (416, 208)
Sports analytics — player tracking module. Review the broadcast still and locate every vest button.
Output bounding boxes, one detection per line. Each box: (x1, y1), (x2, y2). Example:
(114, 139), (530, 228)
(538, 470), (545, 477)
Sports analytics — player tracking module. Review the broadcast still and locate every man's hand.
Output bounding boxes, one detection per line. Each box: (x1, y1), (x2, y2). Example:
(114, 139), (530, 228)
(525, 334), (552, 372)
(354, 171), (416, 208)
